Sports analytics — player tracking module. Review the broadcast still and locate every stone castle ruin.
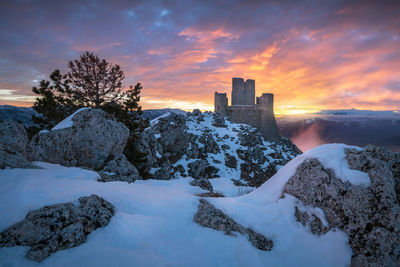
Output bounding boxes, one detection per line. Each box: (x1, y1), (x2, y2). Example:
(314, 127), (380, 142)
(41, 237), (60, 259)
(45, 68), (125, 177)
(214, 78), (279, 140)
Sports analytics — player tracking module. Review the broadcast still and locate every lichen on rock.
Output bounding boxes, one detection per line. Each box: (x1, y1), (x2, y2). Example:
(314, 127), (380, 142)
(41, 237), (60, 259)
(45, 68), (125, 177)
(0, 194), (115, 262)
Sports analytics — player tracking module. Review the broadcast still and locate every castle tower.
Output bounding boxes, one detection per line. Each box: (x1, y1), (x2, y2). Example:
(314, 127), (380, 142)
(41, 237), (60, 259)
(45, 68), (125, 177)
(257, 93), (279, 140)
(231, 77), (245, 105)
(244, 79), (255, 105)
(232, 78), (255, 106)
(214, 92), (228, 116)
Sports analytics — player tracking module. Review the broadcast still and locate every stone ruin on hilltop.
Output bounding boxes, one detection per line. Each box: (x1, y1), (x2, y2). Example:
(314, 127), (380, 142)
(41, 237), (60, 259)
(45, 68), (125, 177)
(214, 77), (279, 141)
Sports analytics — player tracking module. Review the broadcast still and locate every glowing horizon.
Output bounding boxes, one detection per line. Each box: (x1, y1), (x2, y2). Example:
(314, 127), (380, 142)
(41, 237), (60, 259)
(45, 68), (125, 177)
(0, 1), (399, 114)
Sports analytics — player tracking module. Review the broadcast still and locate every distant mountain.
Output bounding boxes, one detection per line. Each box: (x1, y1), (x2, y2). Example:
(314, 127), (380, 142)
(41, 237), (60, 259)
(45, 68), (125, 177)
(0, 105), (38, 127)
(315, 109), (399, 116)
(0, 105), (186, 127)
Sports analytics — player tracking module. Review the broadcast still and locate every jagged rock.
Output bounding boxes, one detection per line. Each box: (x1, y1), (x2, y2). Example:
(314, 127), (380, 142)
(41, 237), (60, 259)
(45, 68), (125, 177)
(136, 113), (189, 178)
(194, 199), (273, 251)
(282, 147), (400, 266)
(224, 153), (237, 169)
(247, 228), (274, 251)
(188, 160), (218, 179)
(0, 120), (33, 169)
(188, 160), (207, 179)
(0, 194), (115, 262)
(212, 113), (226, 128)
(190, 178), (213, 192)
(198, 130), (219, 154)
(294, 207), (329, 235)
(98, 154), (140, 183)
(29, 109), (129, 170)
(192, 109), (202, 117)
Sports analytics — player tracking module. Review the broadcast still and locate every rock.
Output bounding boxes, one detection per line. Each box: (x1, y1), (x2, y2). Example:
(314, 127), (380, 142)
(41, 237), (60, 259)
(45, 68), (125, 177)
(190, 178), (213, 192)
(135, 113), (189, 178)
(194, 199), (273, 251)
(0, 120), (33, 169)
(188, 160), (218, 179)
(0, 194), (115, 262)
(98, 154), (140, 183)
(294, 207), (329, 235)
(224, 153), (237, 169)
(29, 109), (129, 170)
(188, 160), (207, 179)
(247, 228), (274, 251)
(212, 113), (226, 128)
(192, 109), (202, 116)
(282, 146), (400, 266)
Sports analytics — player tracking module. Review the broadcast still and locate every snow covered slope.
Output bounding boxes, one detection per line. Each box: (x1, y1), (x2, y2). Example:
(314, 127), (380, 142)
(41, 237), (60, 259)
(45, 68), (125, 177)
(0, 147), (355, 266)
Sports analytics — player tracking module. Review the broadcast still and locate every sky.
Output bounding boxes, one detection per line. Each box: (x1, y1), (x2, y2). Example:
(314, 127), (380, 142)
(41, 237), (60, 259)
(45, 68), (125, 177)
(0, 0), (399, 115)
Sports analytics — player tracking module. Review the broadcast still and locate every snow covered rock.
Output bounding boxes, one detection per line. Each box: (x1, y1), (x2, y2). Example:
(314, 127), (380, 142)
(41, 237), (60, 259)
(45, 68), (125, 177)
(282, 146), (400, 266)
(0, 120), (33, 169)
(190, 178), (213, 192)
(136, 111), (300, 185)
(98, 154), (140, 183)
(0, 194), (115, 262)
(29, 109), (129, 170)
(188, 159), (218, 179)
(194, 199), (273, 251)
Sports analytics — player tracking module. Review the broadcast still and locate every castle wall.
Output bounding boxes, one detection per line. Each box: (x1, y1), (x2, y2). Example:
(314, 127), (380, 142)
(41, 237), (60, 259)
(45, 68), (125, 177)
(227, 106), (260, 128)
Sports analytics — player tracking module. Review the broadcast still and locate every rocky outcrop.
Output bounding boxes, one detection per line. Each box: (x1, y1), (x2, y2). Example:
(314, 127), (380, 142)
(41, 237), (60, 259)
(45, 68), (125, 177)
(190, 178), (213, 192)
(194, 199), (273, 251)
(29, 109), (129, 170)
(98, 154), (140, 183)
(282, 146), (400, 266)
(0, 120), (33, 169)
(188, 159), (218, 179)
(0, 194), (115, 262)
(135, 111), (300, 186)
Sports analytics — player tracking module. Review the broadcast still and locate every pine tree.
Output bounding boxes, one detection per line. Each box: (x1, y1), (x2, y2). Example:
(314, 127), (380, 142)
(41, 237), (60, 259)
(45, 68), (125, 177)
(30, 52), (148, 170)
(67, 52), (125, 108)
(29, 70), (80, 137)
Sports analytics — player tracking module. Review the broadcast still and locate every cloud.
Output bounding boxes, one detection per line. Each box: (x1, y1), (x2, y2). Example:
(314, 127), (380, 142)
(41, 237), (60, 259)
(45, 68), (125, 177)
(0, 0), (399, 111)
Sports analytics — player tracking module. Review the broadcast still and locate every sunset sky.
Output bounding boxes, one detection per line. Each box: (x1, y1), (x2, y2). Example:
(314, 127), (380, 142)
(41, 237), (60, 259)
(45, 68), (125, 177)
(0, 0), (399, 115)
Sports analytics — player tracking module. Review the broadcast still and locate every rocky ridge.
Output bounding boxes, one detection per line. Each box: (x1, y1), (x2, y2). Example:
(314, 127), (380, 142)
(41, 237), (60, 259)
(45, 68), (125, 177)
(136, 110), (300, 187)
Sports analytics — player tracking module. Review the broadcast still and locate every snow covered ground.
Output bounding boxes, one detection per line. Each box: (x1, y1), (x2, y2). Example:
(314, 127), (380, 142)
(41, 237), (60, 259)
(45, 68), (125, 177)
(0, 144), (357, 266)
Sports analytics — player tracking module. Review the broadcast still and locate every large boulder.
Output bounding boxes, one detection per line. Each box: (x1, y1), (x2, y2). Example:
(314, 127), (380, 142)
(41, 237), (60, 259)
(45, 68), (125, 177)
(29, 108), (129, 170)
(0, 120), (33, 169)
(0, 194), (115, 262)
(135, 112), (189, 178)
(98, 154), (140, 183)
(282, 146), (400, 266)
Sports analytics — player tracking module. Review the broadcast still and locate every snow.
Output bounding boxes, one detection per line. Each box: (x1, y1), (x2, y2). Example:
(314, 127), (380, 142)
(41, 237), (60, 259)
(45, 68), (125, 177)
(150, 112), (170, 126)
(242, 144), (370, 205)
(0, 147), (357, 266)
(208, 178), (254, 197)
(51, 108), (89, 131)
